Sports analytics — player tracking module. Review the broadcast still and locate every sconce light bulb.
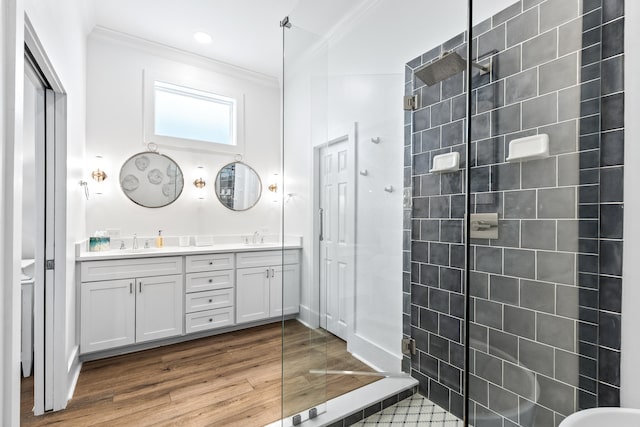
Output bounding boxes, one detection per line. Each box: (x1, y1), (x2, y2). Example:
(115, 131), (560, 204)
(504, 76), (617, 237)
(194, 177), (206, 189)
(91, 169), (107, 182)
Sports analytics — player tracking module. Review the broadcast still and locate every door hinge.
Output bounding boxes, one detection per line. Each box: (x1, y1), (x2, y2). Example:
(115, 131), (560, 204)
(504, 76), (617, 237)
(46, 259), (55, 270)
(402, 337), (416, 355)
(403, 94), (420, 111)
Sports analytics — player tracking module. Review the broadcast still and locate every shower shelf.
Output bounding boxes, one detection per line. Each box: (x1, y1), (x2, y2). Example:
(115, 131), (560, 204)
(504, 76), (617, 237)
(429, 152), (460, 173)
(506, 134), (549, 162)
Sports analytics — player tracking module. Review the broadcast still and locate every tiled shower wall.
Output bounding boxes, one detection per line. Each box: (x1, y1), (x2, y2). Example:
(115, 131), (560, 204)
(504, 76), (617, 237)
(402, 0), (624, 425)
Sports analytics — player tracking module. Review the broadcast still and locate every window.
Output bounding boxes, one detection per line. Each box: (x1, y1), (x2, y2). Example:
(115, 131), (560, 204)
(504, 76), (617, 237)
(144, 71), (244, 153)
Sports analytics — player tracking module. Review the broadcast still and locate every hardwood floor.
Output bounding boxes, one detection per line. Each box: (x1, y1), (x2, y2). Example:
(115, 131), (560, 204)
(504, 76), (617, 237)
(21, 320), (379, 426)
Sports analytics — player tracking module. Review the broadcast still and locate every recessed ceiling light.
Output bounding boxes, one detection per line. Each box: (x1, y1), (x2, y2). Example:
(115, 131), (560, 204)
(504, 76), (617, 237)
(193, 31), (212, 44)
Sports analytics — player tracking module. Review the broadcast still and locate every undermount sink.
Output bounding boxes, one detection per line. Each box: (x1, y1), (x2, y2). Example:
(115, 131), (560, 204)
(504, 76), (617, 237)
(559, 408), (640, 427)
(117, 247), (163, 254)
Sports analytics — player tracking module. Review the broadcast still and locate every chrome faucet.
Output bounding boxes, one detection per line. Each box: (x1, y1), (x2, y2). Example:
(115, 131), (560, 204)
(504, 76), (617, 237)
(252, 231), (260, 244)
(144, 240), (150, 249)
(132, 234), (138, 250)
(120, 240), (126, 250)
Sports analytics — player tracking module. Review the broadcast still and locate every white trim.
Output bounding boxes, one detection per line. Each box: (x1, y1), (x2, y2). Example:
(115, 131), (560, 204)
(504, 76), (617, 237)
(621, 0), (640, 409)
(143, 69), (246, 155)
(350, 332), (403, 374)
(89, 26), (279, 88)
(1, 1), (24, 425)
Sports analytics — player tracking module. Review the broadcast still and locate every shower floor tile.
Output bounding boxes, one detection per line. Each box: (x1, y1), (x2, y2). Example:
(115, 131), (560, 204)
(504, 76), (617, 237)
(353, 394), (463, 426)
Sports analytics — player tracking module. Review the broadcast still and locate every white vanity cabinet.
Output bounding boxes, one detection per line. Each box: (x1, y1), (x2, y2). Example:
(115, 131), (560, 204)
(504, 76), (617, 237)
(184, 253), (235, 333)
(80, 257), (183, 354)
(236, 250), (300, 323)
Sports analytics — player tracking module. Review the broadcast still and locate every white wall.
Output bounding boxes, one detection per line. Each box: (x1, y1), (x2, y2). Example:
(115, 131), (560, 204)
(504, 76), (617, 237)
(621, 0), (640, 409)
(85, 30), (282, 240)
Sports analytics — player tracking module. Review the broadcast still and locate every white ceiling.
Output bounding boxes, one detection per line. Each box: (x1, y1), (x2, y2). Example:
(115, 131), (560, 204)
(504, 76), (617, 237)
(90, 0), (367, 78)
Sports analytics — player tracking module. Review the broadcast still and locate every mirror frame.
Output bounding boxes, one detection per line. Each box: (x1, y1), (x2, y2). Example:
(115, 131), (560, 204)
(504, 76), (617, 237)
(214, 161), (263, 211)
(119, 151), (184, 208)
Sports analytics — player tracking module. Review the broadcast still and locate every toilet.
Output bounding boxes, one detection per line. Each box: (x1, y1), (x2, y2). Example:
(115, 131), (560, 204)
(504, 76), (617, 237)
(21, 259), (34, 377)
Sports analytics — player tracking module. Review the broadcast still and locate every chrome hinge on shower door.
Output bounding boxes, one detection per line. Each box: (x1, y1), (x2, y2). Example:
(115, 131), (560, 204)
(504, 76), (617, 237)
(402, 338), (416, 355)
(403, 94), (420, 111)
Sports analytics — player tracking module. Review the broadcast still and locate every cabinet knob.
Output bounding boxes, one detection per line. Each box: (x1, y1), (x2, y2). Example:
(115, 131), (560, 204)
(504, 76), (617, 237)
(208, 299), (213, 303)
(209, 318), (213, 322)
(208, 279), (213, 283)
(209, 261), (213, 265)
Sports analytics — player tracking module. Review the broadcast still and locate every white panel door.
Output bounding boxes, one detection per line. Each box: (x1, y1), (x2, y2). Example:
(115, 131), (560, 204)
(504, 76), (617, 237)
(80, 279), (135, 353)
(270, 264), (301, 317)
(135, 274), (183, 343)
(319, 137), (353, 340)
(236, 267), (270, 323)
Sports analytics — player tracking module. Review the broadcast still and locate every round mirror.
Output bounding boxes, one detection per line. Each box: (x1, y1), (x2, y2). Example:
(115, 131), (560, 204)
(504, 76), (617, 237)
(215, 162), (262, 211)
(119, 151), (184, 208)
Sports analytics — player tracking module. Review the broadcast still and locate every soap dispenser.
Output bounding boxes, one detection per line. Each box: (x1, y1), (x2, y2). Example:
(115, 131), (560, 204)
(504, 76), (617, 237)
(156, 230), (164, 248)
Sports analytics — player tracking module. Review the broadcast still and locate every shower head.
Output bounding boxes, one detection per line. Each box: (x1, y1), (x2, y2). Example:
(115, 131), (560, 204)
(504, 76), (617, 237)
(414, 51), (491, 86)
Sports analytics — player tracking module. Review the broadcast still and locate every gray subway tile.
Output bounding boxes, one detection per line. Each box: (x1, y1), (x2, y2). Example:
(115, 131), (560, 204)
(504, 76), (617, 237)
(555, 349), (580, 387)
(602, 93), (625, 131)
(503, 362), (536, 399)
(505, 68), (537, 105)
(522, 29), (557, 70)
(557, 153), (579, 186)
(471, 112), (491, 141)
(478, 24), (506, 58)
(490, 275), (519, 305)
(556, 285), (578, 319)
(475, 298), (503, 330)
(540, 120), (578, 155)
(488, 383), (519, 421)
(476, 137), (505, 166)
(494, 45), (522, 80)
(539, 53), (578, 94)
(470, 272), (489, 299)
(476, 80), (505, 113)
(491, 163), (521, 191)
(506, 6), (538, 47)
(476, 246), (503, 274)
(538, 187), (576, 219)
(558, 85), (581, 121)
(504, 248), (536, 279)
(558, 18), (583, 56)
(489, 328), (518, 361)
(442, 120), (465, 147)
(413, 107), (431, 131)
(602, 18), (624, 59)
(537, 250), (575, 285)
(492, 1), (522, 27)
(539, 0), (579, 33)
(521, 157), (557, 189)
(522, 92), (558, 129)
(537, 374), (576, 416)
(521, 220), (556, 250)
(504, 190), (536, 219)
(520, 280), (555, 313)
(519, 338), (554, 376)
(537, 312), (576, 352)
(492, 104), (521, 136)
(431, 100), (452, 127)
(491, 220), (520, 248)
(475, 350), (503, 385)
(504, 305), (535, 340)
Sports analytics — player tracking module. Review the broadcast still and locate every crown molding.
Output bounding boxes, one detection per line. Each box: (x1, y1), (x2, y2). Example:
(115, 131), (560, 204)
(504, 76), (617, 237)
(89, 26), (280, 89)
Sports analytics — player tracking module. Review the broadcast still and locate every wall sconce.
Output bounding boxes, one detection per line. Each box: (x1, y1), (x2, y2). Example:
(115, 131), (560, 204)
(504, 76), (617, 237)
(193, 166), (207, 199)
(268, 173), (280, 193)
(91, 156), (107, 182)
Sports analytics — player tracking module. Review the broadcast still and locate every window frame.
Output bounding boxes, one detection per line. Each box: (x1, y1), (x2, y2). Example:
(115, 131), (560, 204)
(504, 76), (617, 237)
(143, 70), (245, 154)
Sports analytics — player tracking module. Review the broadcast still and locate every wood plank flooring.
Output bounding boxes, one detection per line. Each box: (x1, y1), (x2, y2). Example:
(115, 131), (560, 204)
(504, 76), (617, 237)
(21, 320), (379, 426)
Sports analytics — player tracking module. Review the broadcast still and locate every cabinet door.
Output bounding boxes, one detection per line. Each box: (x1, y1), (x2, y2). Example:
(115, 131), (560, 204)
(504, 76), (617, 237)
(81, 279), (135, 353)
(236, 267), (270, 323)
(270, 264), (300, 317)
(135, 274), (184, 343)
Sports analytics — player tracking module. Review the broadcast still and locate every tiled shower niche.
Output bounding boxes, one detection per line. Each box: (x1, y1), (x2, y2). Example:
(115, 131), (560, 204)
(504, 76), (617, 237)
(402, 0), (624, 426)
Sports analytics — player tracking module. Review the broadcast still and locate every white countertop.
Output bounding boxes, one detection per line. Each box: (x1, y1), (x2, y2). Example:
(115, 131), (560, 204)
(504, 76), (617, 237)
(76, 242), (302, 261)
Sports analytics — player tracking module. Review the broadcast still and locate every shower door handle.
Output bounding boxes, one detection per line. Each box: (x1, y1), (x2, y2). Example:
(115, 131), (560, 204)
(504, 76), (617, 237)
(319, 208), (324, 242)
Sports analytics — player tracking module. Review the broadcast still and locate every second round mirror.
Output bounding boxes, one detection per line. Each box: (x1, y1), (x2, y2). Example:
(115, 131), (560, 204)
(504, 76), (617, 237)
(215, 162), (262, 211)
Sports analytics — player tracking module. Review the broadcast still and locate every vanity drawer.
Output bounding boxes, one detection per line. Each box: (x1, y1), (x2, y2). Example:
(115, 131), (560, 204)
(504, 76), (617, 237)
(185, 289), (234, 313)
(185, 307), (234, 333)
(185, 253), (234, 273)
(81, 257), (183, 282)
(185, 270), (234, 292)
(236, 250), (299, 268)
